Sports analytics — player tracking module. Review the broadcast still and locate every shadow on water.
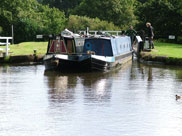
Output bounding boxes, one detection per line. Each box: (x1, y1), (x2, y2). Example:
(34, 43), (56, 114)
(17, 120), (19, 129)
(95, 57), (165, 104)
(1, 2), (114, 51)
(43, 63), (132, 104)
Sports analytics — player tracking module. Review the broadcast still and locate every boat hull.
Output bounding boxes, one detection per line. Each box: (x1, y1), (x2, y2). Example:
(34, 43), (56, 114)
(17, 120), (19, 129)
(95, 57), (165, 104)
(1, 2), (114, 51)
(44, 51), (133, 72)
(44, 54), (91, 71)
(90, 51), (133, 72)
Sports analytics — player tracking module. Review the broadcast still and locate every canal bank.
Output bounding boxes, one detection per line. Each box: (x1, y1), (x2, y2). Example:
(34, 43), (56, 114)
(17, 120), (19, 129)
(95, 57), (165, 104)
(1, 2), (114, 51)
(137, 41), (182, 66)
(139, 50), (182, 66)
(0, 52), (182, 66)
(0, 55), (44, 64)
(0, 41), (47, 65)
(0, 41), (181, 67)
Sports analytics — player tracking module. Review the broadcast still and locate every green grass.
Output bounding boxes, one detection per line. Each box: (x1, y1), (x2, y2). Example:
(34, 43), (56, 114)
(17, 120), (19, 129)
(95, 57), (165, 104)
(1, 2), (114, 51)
(1, 41), (182, 58)
(150, 41), (182, 58)
(0, 42), (48, 56)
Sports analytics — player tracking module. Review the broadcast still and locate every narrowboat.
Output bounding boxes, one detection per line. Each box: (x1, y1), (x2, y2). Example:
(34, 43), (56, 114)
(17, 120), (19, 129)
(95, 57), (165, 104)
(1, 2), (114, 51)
(43, 29), (85, 70)
(43, 30), (141, 72)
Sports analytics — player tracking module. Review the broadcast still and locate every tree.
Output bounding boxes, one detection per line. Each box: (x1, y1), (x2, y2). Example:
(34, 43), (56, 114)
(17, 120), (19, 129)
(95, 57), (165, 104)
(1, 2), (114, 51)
(137, 0), (148, 3)
(136, 0), (182, 40)
(39, 0), (82, 15)
(0, 26), (2, 34)
(71, 0), (137, 29)
(0, 0), (66, 43)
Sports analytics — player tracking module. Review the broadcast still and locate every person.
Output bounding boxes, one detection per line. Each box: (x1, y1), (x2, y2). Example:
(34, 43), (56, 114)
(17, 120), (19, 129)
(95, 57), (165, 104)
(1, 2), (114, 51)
(125, 25), (137, 45)
(137, 29), (145, 51)
(146, 22), (154, 49)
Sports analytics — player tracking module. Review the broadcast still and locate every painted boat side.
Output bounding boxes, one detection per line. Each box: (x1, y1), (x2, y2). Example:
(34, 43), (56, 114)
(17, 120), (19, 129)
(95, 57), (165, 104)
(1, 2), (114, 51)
(43, 34), (139, 72)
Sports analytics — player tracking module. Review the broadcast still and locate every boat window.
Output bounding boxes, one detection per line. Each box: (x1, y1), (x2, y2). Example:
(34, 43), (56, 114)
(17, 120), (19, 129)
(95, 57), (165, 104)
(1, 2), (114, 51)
(83, 39), (113, 56)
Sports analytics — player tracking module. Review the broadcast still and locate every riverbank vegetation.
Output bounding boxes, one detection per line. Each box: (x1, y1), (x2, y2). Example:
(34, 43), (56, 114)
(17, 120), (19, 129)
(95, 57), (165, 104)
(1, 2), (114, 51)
(1, 0), (182, 43)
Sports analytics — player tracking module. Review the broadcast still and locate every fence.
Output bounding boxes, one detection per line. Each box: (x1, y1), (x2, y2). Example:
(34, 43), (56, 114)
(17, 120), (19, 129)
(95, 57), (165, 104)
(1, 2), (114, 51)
(0, 37), (12, 56)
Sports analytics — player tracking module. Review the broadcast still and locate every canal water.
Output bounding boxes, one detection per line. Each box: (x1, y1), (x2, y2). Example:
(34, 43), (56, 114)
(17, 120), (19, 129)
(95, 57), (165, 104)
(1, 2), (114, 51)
(0, 61), (182, 136)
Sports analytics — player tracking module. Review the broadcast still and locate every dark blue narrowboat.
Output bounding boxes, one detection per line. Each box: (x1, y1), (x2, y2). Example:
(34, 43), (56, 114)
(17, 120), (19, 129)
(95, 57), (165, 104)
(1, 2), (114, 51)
(43, 30), (141, 72)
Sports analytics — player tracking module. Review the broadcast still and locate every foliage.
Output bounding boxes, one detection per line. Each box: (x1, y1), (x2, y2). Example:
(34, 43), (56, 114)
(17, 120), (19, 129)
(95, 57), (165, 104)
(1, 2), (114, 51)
(0, 26), (2, 34)
(39, 0), (82, 15)
(71, 0), (137, 29)
(1, 0), (182, 44)
(135, 0), (182, 40)
(66, 15), (120, 32)
(137, 0), (148, 3)
(0, 0), (66, 43)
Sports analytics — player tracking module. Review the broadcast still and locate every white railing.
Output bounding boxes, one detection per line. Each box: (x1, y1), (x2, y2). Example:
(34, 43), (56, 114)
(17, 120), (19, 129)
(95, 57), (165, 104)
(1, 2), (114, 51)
(79, 30), (123, 36)
(0, 37), (12, 56)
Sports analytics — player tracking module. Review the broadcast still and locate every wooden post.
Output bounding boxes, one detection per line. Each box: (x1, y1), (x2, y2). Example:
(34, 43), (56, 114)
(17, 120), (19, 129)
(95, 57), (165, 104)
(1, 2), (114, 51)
(6, 39), (9, 56)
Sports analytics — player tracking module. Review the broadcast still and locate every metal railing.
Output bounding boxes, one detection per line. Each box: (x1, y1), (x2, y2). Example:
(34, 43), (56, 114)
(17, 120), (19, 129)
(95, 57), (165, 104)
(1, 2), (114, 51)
(78, 30), (123, 36)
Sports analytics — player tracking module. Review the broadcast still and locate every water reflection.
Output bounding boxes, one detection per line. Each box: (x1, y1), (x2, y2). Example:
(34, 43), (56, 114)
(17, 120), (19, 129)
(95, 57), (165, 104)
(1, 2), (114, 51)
(80, 72), (113, 103)
(44, 71), (77, 103)
(131, 62), (182, 83)
(44, 67), (126, 104)
(1, 62), (182, 136)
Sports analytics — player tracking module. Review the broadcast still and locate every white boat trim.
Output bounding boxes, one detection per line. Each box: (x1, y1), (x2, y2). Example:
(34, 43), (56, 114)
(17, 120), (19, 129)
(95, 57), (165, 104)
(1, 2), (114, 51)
(91, 55), (115, 62)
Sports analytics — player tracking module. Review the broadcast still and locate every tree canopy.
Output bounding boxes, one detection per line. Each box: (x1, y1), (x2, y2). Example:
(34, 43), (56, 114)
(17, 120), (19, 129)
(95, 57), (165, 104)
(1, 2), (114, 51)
(0, 0), (182, 43)
(71, 0), (137, 29)
(39, 0), (82, 15)
(136, 0), (182, 40)
(0, 0), (66, 43)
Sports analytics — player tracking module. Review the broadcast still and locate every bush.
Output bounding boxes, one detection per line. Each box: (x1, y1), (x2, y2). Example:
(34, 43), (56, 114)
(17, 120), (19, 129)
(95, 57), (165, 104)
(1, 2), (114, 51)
(177, 36), (182, 44)
(0, 26), (2, 34)
(66, 15), (120, 32)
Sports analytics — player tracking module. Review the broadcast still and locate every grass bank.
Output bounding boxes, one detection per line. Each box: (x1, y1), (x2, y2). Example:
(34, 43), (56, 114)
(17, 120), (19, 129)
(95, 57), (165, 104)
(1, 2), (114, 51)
(150, 41), (182, 58)
(140, 41), (182, 66)
(0, 42), (48, 64)
(1, 41), (182, 58)
(1, 41), (182, 65)
(0, 42), (48, 56)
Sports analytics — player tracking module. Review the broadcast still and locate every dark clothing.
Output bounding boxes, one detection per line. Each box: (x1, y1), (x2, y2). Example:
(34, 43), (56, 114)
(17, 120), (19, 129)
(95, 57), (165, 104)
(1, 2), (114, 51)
(147, 26), (154, 49)
(147, 26), (154, 38)
(137, 30), (145, 51)
(149, 37), (154, 49)
(125, 29), (137, 37)
(137, 30), (145, 41)
(125, 29), (137, 44)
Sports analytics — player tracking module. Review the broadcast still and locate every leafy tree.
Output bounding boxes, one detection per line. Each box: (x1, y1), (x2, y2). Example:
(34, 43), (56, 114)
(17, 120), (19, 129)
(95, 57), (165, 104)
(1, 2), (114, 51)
(137, 0), (148, 3)
(39, 0), (82, 15)
(0, 0), (66, 43)
(71, 0), (137, 29)
(136, 0), (182, 40)
(66, 15), (120, 32)
(0, 26), (2, 34)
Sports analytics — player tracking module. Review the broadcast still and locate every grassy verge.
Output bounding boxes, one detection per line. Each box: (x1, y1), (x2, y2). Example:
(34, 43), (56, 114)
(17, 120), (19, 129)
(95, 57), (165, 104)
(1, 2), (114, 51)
(150, 41), (182, 58)
(1, 41), (182, 58)
(0, 42), (48, 56)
